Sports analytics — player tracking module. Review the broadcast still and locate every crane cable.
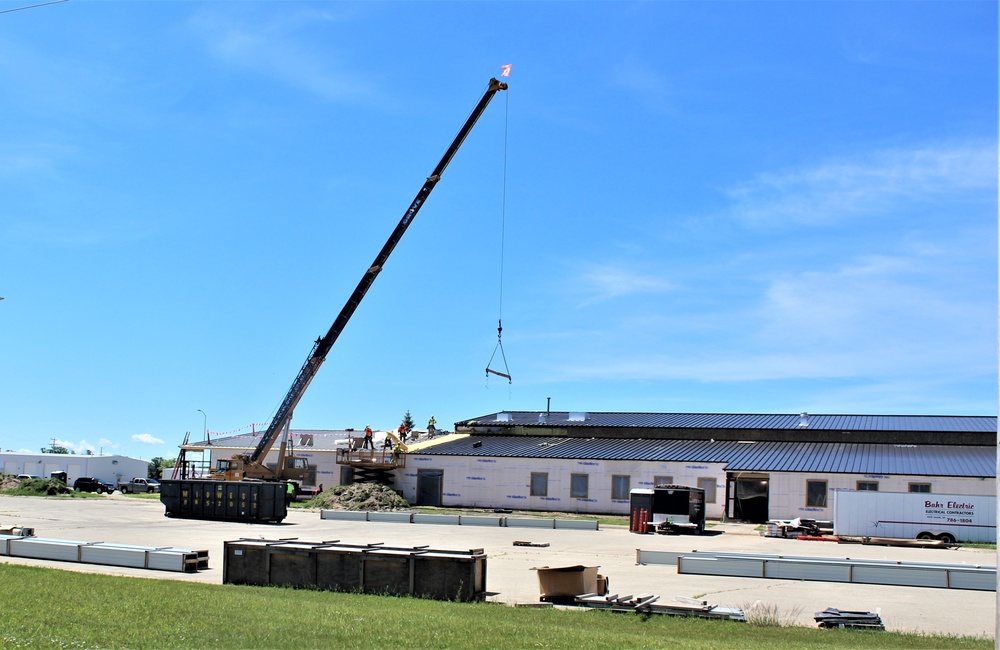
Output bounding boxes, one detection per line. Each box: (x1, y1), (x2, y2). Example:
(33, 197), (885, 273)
(486, 87), (512, 384)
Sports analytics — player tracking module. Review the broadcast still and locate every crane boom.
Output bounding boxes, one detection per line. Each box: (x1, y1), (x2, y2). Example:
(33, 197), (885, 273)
(248, 77), (508, 465)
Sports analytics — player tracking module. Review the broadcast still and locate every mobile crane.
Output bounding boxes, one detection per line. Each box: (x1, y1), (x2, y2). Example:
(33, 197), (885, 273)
(198, 78), (508, 498)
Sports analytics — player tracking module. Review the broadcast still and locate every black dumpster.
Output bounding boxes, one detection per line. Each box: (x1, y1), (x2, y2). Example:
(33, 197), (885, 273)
(159, 479), (287, 523)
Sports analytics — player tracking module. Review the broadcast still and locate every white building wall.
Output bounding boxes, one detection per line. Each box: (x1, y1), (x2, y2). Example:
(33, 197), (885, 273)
(191, 443), (995, 521)
(398, 455), (730, 518)
(765, 472), (997, 521)
(0, 453), (147, 484)
(87, 456), (149, 485)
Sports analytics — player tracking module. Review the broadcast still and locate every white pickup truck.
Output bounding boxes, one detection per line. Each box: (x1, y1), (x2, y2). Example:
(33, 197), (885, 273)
(118, 477), (161, 494)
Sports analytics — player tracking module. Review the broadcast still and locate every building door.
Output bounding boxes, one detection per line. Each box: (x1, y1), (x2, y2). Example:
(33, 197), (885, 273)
(728, 474), (770, 523)
(415, 469), (443, 506)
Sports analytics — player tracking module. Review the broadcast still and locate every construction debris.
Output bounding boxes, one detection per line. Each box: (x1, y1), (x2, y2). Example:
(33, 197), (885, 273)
(574, 593), (746, 621)
(764, 518), (832, 538)
(309, 483), (409, 511)
(815, 607), (885, 630)
(513, 540), (549, 547)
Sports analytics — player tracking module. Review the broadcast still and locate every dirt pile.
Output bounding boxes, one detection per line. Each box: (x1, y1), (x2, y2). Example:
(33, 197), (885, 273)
(307, 484), (409, 511)
(0, 477), (72, 496)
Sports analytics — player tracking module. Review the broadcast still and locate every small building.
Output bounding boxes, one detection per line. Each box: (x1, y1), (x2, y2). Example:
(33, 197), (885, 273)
(393, 411), (996, 522)
(0, 452), (148, 486)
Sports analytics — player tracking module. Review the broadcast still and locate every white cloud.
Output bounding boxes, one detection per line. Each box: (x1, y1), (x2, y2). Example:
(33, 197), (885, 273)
(55, 439), (95, 455)
(132, 433), (164, 445)
(611, 57), (673, 109)
(189, 8), (375, 103)
(574, 263), (674, 306)
(543, 243), (995, 387)
(725, 141), (996, 227)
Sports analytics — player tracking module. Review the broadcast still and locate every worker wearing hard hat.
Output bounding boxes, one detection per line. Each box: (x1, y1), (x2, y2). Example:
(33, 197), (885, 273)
(363, 425), (374, 450)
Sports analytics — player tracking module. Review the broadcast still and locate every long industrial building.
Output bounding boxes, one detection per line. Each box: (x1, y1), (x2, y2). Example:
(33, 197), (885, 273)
(189, 411), (996, 523)
(0, 452), (148, 486)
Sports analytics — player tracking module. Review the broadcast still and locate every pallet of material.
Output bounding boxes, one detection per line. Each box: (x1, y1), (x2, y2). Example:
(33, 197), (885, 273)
(0, 526), (34, 537)
(574, 593), (745, 621)
(841, 536), (948, 549)
(814, 607), (885, 631)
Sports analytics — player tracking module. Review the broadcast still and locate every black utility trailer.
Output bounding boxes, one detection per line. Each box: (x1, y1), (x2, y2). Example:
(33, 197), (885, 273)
(629, 485), (706, 534)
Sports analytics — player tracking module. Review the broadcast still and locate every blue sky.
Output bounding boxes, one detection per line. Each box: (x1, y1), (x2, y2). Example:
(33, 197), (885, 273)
(1, 1), (996, 461)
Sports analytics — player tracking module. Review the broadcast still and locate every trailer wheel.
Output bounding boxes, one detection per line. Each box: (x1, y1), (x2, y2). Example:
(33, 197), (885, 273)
(937, 533), (956, 544)
(916, 532), (934, 540)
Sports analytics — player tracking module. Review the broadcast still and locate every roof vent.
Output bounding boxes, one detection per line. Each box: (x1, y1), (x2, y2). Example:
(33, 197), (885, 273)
(497, 412), (512, 422)
(798, 412), (810, 428)
(538, 413), (547, 424)
(568, 412), (588, 422)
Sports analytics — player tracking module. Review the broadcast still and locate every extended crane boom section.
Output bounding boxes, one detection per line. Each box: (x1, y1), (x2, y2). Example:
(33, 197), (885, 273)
(247, 77), (508, 467)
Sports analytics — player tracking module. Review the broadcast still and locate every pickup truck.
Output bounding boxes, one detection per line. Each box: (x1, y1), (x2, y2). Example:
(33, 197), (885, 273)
(118, 477), (160, 494)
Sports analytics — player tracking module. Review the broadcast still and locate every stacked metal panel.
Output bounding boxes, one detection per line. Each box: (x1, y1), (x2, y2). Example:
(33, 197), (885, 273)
(0, 534), (208, 573)
(319, 510), (599, 530)
(666, 550), (995, 591)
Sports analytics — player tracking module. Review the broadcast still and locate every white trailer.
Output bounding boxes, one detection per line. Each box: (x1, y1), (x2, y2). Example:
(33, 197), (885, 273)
(832, 490), (996, 543)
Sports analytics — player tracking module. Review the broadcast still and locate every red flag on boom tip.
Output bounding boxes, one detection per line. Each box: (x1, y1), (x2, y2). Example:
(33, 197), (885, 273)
(500, 64), (511, 77)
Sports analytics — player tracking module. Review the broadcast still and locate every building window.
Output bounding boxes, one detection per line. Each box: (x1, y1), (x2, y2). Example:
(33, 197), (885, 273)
(806, 480), (828, 507)
(653, 475), (673, 487)
(611, 475), (630, 500)
(530, 472), (548, 497)
(570, 474), (589, 499)
(857, 481), (878, 491)
(697, 478), (717, 504)
(909, 483), (931, 493)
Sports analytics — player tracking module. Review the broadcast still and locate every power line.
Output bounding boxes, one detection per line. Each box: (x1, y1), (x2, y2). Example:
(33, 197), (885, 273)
(0, 0), (68, 16)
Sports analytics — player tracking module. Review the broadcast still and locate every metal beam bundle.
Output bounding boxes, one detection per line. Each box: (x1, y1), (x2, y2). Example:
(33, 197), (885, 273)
(0, 534), (209, 572)
(635, 548), (996, 591)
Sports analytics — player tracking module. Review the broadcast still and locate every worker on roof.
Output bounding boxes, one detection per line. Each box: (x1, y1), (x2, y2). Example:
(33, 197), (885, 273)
(427, 415), (436, 438)
(362, 425), (374, 450)
(398, 422), (408, 444)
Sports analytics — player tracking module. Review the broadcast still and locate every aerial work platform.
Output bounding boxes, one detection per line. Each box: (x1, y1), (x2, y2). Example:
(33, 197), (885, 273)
(336, 447), (406, 470)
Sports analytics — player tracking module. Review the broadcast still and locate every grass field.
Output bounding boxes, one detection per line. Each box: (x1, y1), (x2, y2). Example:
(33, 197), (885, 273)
(0, 563), (990, 649)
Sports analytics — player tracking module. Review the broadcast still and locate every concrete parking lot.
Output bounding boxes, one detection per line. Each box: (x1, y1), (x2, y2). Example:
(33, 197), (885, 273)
(0, 494), (994, 639)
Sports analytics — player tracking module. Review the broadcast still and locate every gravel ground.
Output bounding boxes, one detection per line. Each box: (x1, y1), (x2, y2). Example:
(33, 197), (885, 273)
(0, 494), (995, 639)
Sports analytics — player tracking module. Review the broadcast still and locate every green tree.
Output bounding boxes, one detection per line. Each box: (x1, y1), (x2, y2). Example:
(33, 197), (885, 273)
(148, 457), (176, 479)
(41, 445), (70, 454)
(402, 410), (415, 433)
